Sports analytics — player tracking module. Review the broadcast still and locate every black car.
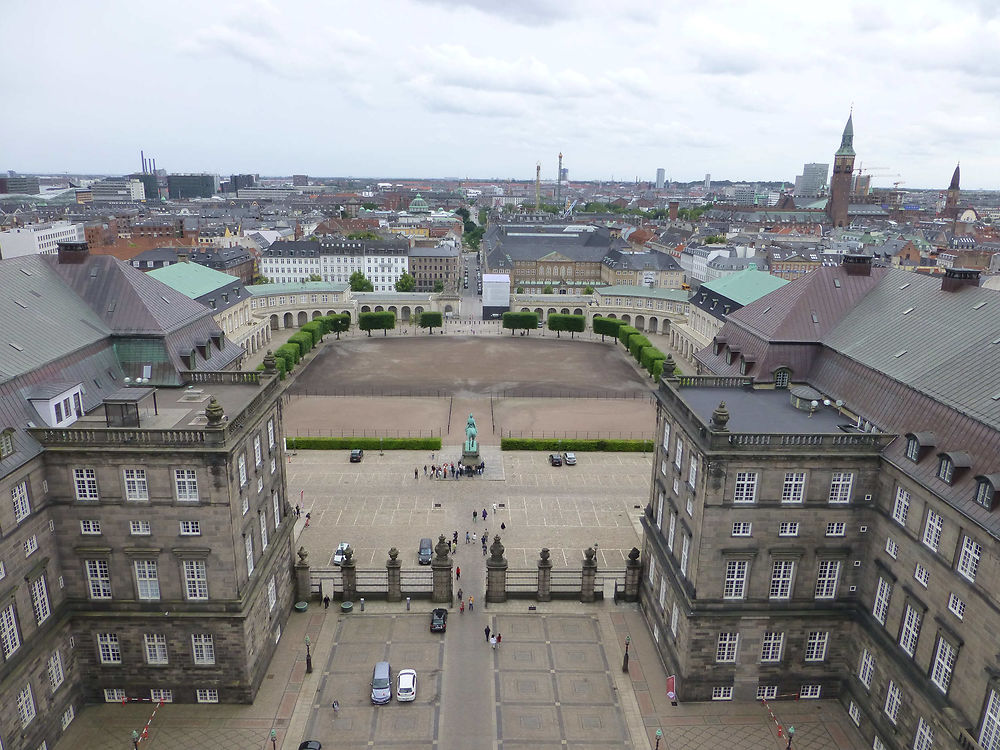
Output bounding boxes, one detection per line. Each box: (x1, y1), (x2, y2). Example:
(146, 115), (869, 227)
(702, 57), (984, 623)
(350, 449), (364, 462)
(549, 453), (563, 466)
(430, 608), (447, 632)
(298, 742), (322, 750)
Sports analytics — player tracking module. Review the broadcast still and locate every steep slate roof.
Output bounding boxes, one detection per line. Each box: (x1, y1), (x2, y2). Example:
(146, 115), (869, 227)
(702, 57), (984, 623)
(484, 224), (625, 266)
(603, 248), (681, 271)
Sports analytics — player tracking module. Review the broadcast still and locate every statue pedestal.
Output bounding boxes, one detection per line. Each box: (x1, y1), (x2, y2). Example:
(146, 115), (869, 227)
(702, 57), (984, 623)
(460, 450), (481, 469)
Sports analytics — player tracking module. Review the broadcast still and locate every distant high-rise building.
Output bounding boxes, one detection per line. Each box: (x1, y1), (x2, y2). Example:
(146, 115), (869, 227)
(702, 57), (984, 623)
(91, 177), (145, 202)
(826, 113), (855, 228)
(230, 174), (257, 192)
(130, 173), (159, 201)
(851, 173), (871, 197)
(292, 174), (308, 187)
(0, 175), (40, 194)
(793, 162), (829, 197)
(733, 184), (755, 206)
(656, 168), (665, 189)
(704, 174), (711, 190)
(167, 173), (217, 200)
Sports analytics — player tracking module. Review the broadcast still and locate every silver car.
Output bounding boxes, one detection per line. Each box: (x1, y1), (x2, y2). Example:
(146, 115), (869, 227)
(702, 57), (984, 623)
(397, 668), (417, 702)
(333, 542), (350, 566)
(563, 452), (577, 466)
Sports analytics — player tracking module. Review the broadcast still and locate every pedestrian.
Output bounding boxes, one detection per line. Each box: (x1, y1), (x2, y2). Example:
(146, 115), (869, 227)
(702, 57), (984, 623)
(423, 465), (428, 476)
(501, 522), (506, 531)
(490, 635), (497, 649)
(447, 539), (452, 552)
(460, 600), (465, 614)
(482, 532), (487, 545)
(414, 468), (418, 479)
(482, 543), (487, 556)
(473, 510), (477, 524)
(484, 625), (491, 641)
(323, 595), (330, 609)
(492, 502), (497, 514)
(295, 503), (301, 517)
(482, 508), (487, 521)
(453, 531), (458, 544)
(468, 596), (474, 611)
(456, 566), (461, 579)
(466, 531), (471, 544)
(458, 588), (463, 600)
(305, 512), (311, 527)
(496, 633), (501, 647)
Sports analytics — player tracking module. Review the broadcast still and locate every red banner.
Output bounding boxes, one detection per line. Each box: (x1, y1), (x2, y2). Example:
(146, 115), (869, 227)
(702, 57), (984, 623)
(666, 675), (677, 702)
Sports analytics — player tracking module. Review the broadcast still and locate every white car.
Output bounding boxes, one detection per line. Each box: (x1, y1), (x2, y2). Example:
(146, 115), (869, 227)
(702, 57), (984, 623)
(563, 452), (577, 466)
(333, 542), (350, 566)
(397, 668), (417, 702)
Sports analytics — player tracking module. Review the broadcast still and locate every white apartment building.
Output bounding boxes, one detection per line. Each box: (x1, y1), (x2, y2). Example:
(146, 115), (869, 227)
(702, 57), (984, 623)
(259, 238), (410, 292)
(0, 221), (85, 258)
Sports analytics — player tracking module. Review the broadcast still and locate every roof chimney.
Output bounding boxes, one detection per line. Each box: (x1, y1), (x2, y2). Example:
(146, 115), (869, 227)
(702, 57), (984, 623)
(842, 253), (872, 276)
(941, 267), (980, 292)
(177, 252), (188, 263)
(57, 240), (90, 264)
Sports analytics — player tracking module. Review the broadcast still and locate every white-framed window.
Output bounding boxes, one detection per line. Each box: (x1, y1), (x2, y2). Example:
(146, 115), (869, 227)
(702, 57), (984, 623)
(245, 533), (254, 575)
(914, 563), (929, 588)
(858, 648), (875, 690)
(256, 476), (263, 494)
(670, 603), (679, 636)
(660, 459), (667, 477)
(892, 486), (910, 525)
(848, 700), (861, 726)
(716, 632), (739, 663)
(647, 555), (656, 585)
(97, 633), (121, 664)
(272, 490), (281, 527)
(18, 683), (36, 727)
(724, 560), (748, 599)
(663, 421), (671, 447)
(0, 428), (13, 458)
(779, 521), (799, 537)
(123, 468), (149, 502)
(826, 522), (846, 537)
(977, 480), (995, 509)
(979, 689), (1000, 750)
(238, 454), (247, 487)
(957, 536), (982, 582)
(130, 520), (150, 536)
(656, 492), (664, 527)
(268, 575), (277, 611)
(267, 418), (275, 448)
(667, 512), (676, 551)
(774, 369), (790, 388)
(174, 469), (199, 502)
(47, 649), (65, 691)
(733, 472), (757, 504)
(828, 472), (854, 503)
(873, 577), (892, 625)
(242, 495), (249, 516)
(30, 576), (50, 624)
(1, 603), (21, 656)
(874, 736), (888, 750)
(192, 633), (215, 665)
(180, 520), (201, 536)
(150, 689), (173, 703)
(12, 480), (31, 523)
(86, 559), (112, 599)
(24, 534), (38, 557)
(905, 437), (920, 461)
(260, 511), (269, 550)
(948, 593), (966, 620)
(196, 688), (219, 703)
(80, 520), (102, 535)
(74, 468), (99, 501)
(885, 537), (898, 559)
(104, 688), (127, 703)
(938, 456), (954, 483)
(922, 509), (943, 552)
(781, 472), (805, 504)
(674, 438), (683, 469)
(254, 435), (262, 466)
(804, 631), (829, 662)
(760, 632), (784, 663)
(144, 633), (168, 665)
(135, 560), (160, 600)
(930, 637), (957, 693)
(913, 717), (934, 750)
(679, 535), (690, 576)
(688, 456), (698, 487)
(732, 522), (752, 537)
(711, 686), (733, 700)
(0, 560), (5, 580)
(799, 684), (821, 699)
(899, 603), (922, 657)
(60, 704), (75, 729)
(673, 476), (680, 495)
(769, 560), (794, 600)
(658, 578), (667, 610)
(183, 560), (209, 600)
(271, 456), (277, 475)
(686, 496), (694, 517)
(814, 560), (841, 599)
(757, 685), (778, 700)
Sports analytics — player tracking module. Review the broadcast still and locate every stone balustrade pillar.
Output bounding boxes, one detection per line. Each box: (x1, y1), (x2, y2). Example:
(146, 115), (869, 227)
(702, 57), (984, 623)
(386, 547), (402, 602)
(581, 546), (598, 603)
(341, 545), (357, 602)
(486, 535), (508, 603)
(294, 545), (311, 602)
(624, 547), (641, 602)
(537, 548), (552, 602)
(431, 535), (453, 603)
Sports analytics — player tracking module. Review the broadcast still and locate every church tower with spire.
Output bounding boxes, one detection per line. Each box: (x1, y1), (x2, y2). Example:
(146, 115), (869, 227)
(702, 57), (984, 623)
(826, 113), (855, 228)
(942, 163), (960, 220)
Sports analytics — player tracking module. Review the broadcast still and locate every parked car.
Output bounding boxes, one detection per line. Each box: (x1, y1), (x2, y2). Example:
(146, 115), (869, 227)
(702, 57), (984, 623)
(371, 661), (392, 704)
(549, 453), (563, 466)
(418, 537), (433, 565)
(563, 452), (577, 465)
(397, 669), (417, 702)
(298, 742), (322, 750)
(430, 608), (448, 632)
(350, 449), (364, 462)
(333, 542), (350, 566)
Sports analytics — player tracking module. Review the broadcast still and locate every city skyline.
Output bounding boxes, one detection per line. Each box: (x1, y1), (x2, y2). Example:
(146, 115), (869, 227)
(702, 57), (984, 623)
(3, 0), (998, 189)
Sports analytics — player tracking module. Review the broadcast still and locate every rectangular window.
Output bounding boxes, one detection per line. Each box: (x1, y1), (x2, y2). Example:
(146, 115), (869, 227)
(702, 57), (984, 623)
(779, 522), (799, 537)
(858, 648), (875, 689)
(979, 689), (1000, 750)
(899, 603), (922, 657)
(957, 536), (982, 582)
(648, 556), (656, 585)
(663, 421), (670, 446)
(48, 650), (65, 691)
(268, 575), (277, 611)
(804, 631), (829, 662)
(256, 476), (263, 494)
(716, 632), (739, 663)
(242, 495), (249, 516)
(892, 486), (910, 525)
(828, 472), (854, 503)
(238, 454), (247, 487)
(930, 638), (957, 693)
(196, 688), (219, 703)
(885, 537), (898, 559)
(180, 520), (201, 536)
(922, 509), (943, 552)
(150, 689), (173, 703)
(711, 686), (733, 700)
(782, 472), (806, 504)
(674, 438), (683, 469)
(271, 456), (277, 475)
(130, 520), (150, 535)
(1, 603), (21, 656)
(688, 456), (698, 487)
(913, 718), (934, 750)
(670, 603), (679, 636)
(947, 593), (965, 620)
(12, 481), (31, 522)
(18, 684), (36, 728)
(905, 437), (920, 461)
(104, 688), (127, 703)
(724, 560), (748, 599)
(733, 472), (758, 504)
(757, 685), (778, 700)
(192, 633), (215, 665)
(245, 533), (254, 575)
(123, 469), (149, 502)
(60, 704), (75, 729)
(760, 632), (784, 663)
(97, 633), (121, 664)
(86, 559), (112, 599)
(184, 560), (209, 600)
(80, 520), (102, 535)
(769, 560), (794, 600)
(144, 633), (168, 665)
(873, 577), (892, 625)
(732, 522), (752, 537)
(849, 700), (861, 726)
(74, 468), (99, 501)
(254, 435), (262, 466)
(799, 684), (821, 699)
(174, 469), (199, 502)
(267, 419), (275, 448)
(914, 563), (929, 588)
(260, 511), (269, 550)
(30, 577), (50, 624)
(680, 535), (690, 576)
(826, 522), (846, 537)
(667, 512), (676, 551)
(814, 560), (841, 599)
(24, 534), (38, 557)
(135, 560), (160, 600)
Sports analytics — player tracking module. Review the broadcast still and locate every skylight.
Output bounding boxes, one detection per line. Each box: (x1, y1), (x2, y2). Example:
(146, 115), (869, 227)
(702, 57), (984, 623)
(973, 301), (987, 310)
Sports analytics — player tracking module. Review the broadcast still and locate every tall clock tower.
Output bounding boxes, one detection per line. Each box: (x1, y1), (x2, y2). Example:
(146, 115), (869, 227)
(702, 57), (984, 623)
(826, 113), (855, 228)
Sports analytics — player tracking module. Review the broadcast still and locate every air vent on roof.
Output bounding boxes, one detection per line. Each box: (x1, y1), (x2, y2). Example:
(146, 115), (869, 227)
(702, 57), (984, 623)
(161, 296), (171, 304)
(761, 306), (772, 315)
(811, 313), (819, 323)
(993, 336), (1000, 345)
(899, 282), (910, 289)
(14, 300), (27, 309)
(9, 342), (24, 351)
(107, 302), (116, 313)
(833, 279), (841, 288)
(90, 269), (98, 278)
(19, 268), (32, 276)
(973, 301), (988, 310)
(894, 350), (907, 358)
(992, 392), (1000, 401)
(902, 307), (914, 315)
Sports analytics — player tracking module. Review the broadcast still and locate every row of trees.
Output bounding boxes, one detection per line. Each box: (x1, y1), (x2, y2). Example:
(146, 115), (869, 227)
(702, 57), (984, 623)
(592, 317), (673, 380)
(349, 270), (421, 293)
(270, 313), (351, 376)
(358, 310), (445, 336)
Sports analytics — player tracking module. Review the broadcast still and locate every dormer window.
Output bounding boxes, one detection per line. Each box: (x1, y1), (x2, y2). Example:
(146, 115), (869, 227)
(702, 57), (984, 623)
(904, 433), (935, 463)
(937, 451), (971, 485)
(905, 437), (920, 462)
(975, 475), (999, 510)
(725, 349), (734, 365)
(774, 368), (791, 389)
(0, 428), (14, 459)
(938, 456), (954, 483)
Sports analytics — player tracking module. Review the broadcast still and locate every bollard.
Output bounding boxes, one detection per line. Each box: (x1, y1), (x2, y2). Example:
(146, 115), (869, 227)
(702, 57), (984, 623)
(360, 597), (365, 612)
(406, 597), (411, 611)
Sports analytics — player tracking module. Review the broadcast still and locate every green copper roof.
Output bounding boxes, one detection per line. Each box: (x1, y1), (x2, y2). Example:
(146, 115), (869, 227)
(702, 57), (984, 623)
(595, 285), (689, 302)
(836, 114), (855, 157)
(701, 268), (789, 306)
(147, 262), (238, 299)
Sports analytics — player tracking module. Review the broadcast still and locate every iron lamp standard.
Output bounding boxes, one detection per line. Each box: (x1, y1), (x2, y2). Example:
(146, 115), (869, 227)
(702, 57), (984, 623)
(622, 635), (631, 672)
(654, 728), (662, 749)
(270, 729), (277, 750)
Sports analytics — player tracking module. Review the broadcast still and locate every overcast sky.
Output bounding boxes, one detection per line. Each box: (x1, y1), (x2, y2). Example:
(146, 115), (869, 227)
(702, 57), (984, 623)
(3, 0), (998, 188)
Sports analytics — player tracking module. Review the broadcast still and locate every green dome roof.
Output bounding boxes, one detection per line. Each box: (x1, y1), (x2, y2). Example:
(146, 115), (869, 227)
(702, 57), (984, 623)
(408, 193), (430, 213)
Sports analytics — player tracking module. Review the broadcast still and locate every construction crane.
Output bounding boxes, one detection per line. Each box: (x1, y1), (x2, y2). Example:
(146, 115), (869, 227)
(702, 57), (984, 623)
(535, 162), (541, 210)
(854, 162), (890, 176)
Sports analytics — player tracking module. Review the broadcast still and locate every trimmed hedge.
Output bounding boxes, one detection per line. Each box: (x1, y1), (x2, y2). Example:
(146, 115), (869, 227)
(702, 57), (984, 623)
(359, 310), (396, 336)
(300, 321), (323, 346)
(651, 358), (665, 381)
(500, 438), (654, 452)
(628, 335), (651, 360)
(502, 311), (538, 334)
(593, 316), (625, 341)
(641, 346), (666, 376)
(617, 325), (640, 348)
(286, 436), (442, 450)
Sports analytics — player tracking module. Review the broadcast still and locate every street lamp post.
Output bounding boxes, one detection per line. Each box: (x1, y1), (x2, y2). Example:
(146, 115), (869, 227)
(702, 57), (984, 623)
(270, 729), (277, 750)
(305, 635), (313, 674)
(622, 635), (631, 673)
(786, 726), (795, 750)
(654, 729), (662, 749)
